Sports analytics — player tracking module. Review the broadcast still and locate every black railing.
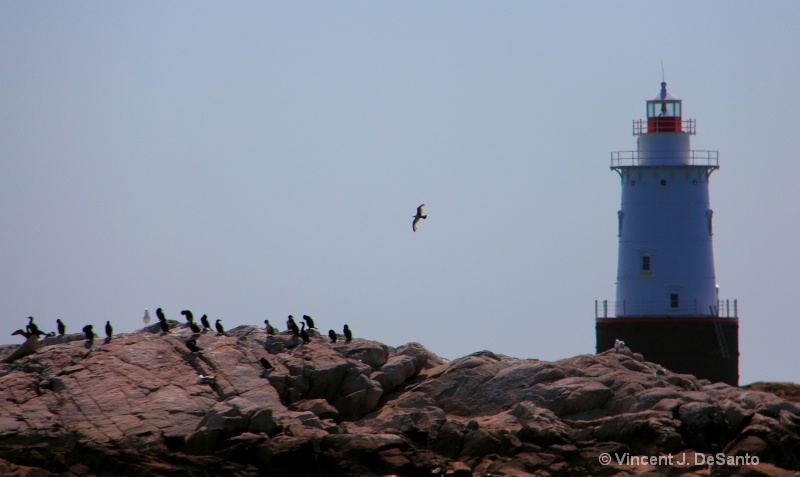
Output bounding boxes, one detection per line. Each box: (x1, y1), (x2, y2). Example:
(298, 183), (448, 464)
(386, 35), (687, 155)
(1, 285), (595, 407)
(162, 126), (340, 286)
(595, 299), (738, 319)
(633, 118), (696, 135)
(610, 150), (719, 168)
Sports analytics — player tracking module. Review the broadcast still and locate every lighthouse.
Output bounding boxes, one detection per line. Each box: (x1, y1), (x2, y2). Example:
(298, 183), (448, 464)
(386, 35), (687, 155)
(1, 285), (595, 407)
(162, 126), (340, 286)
(596, 82), (739, 385)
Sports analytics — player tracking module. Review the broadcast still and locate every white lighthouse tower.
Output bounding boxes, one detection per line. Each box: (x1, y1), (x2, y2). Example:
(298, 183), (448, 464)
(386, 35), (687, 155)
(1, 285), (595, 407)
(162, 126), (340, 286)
(596, 82), (739, 385)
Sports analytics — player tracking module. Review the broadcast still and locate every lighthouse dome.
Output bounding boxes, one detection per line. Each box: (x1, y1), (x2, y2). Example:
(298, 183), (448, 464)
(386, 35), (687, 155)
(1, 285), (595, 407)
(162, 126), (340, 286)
(652, 81), (680, 101)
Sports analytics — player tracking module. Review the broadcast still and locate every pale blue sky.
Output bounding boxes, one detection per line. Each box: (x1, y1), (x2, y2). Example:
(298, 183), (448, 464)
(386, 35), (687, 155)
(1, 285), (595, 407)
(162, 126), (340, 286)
(2, 2), (798, 385)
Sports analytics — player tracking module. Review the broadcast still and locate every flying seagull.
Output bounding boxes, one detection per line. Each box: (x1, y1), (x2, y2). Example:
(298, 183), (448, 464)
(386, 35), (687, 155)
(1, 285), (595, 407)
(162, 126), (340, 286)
(412, 204), (427, 232)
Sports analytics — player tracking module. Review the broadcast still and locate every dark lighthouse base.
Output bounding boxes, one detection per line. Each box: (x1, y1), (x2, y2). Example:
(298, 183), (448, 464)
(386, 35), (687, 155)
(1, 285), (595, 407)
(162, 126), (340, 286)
(596, 317), (739, 386)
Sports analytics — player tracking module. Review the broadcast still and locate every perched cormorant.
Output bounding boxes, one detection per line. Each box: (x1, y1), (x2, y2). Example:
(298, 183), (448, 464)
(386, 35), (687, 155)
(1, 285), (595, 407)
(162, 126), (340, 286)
(200, 314), (211, 331)
(83, 324), (95, 341)
(343, 324), (352, 343)
(328, 329), (337, 344)
(185, 338), (202, 353)
(159, 320), (170, 334)
(11, 329), (32, 339)
(188, 321), (201, 334)
(412, 204), (427, 232)
(156, 308), (166, 322)
(27, 317), (44, 337)
(56, 319), (66, 336)
(143, 308), (151, 324)
(259, 357), (273, 370)
(287, 316), (300, 336)
(181, 310), (194, 322)
(302, 315), (316, 329)
(655, 365), (666, 376)
(300, 323), (310, 344)
(105, 321), (113, 340)
(264, 320), (277, 336)
(215, 319), (226, 335)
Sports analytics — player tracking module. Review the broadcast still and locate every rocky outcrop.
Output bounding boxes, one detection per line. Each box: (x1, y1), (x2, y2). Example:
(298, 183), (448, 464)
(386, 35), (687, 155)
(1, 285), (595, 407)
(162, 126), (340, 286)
(0, 323), (797, 476)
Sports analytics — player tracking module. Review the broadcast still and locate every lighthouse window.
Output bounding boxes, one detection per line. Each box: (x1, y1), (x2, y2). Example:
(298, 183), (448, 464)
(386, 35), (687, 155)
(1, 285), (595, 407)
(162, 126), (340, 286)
(670, 293), (680, 309)
(642, 256), (651, 271)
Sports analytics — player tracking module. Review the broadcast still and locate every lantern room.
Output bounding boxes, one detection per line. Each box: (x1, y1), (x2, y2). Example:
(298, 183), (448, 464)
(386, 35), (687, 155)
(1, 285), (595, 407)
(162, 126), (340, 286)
(647, 82), (682, 132)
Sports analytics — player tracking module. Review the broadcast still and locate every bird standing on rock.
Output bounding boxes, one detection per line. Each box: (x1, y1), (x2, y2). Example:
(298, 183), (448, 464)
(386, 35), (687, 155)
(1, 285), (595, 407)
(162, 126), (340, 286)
(185, 338), (202, 353)
(105, 321), (113, 340)
(188, 321), (201, 334)
(264, 320), (276, 336)
(215, 319), (226, 335)
(156, 308), (166, 322)
(328, 329), (337, 343)
(159, 320), (170, 334)
(302, 315), (316, 329)
(343, 324), (352, 343)
(143, 308), (151, 324)
(11, 328), (32, 339)
(287, 316), (300, 336)
(27, 317), (44, 338)
(83, 324), (95, 341)
(300, 323), (310, 344)
(614, 339), (625, 353)
(259, 357), (273, 371)
(200, 314), (211, 331)
(56, 319), (66, 336)
(181, 310), (194, 322)
(412, 204), (427, 232)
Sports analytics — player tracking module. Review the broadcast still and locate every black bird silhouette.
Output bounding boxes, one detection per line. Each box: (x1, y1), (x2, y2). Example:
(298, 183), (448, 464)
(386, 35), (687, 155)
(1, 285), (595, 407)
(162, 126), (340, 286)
(185, 338), (202, 353)
(56, 319), (66, 336)
(181, 310), (194, 322)
(302, 315), (316, 329)
(259, 357), (273, 370)
(287, 316), (300, 336)
(412, 204), (427, 232)
(11, 329), (32, 339)
(264, 320), (277, 336)
(27, 317), (44, 337)
(200, 314), (211, 331)
(159, 320), (170, 334)
(328, 329), (337, 343)
(156, 308), (166, 322)
(215, 319), (226, 335)
(300, 323), (310, 344)
(343, 324), (352, 343)
(83, 324), (95, 341)
(188, 321), (201, 334)
(105, 321), (113, 339)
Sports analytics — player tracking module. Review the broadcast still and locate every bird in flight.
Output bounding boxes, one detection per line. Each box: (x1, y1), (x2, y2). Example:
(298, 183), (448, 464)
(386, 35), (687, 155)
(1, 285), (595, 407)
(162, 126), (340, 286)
(412, 204), (427, 232)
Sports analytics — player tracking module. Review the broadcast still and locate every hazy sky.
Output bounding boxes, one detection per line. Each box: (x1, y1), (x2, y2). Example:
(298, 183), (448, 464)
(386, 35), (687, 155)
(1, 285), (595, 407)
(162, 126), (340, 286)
(2, 2), (798, 385)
